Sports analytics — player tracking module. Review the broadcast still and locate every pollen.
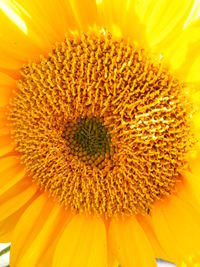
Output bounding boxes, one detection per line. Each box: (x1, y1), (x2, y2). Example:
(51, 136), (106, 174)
(9, 30), (194, 217)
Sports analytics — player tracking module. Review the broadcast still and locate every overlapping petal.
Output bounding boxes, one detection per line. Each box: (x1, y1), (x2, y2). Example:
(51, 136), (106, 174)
(108, 217), (157, 267)
(53, 215), (108, 267)
(10, 194), (71, 267)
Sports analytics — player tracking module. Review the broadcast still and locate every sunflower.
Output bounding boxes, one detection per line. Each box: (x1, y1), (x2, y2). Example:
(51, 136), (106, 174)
(1, 0), (200, 266)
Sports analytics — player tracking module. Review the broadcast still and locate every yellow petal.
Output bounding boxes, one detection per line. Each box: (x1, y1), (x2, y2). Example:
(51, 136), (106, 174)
(0, 176), (37, 221)
(0, 0), (64, 70)
(67, 0), (99, 29)
(180, 171), (200, 207)
(140, 0), (195, 47)
(185, 47), (200, 83)
(0, 72), (15, 106)
(0, 106), (7, 122)
(107, 247), (119, 267)
(105, 219), (119, 267)
(37, 210), (73, 267)
(96, 0), (147, 47)
(134, 0), (200, 83)
(0, 0), (100, 73)
(0, 0), (47, 57)
(10, 194), (49, 265)
(0, 204), (27, 242)
(149, 203), (184, 265)
(13, 0), (70, 43)
(0, 134), (14, 157)
(186, 150), (200, 184)
(157, 19), (200, 81)
(11, 199), (71, 267)
(53, 214), (108, 267)
(108, 216), (157, 267)
(137, 214), (168, 260)
(0, 156), (26, 195)
(150, 194), (200, 265)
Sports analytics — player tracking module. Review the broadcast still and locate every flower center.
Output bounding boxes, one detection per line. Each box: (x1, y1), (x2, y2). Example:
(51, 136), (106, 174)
(9, 29), (194, 218)
(63, 116), (114, 168)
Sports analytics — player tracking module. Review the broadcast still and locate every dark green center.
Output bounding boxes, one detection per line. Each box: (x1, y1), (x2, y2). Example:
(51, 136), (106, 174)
(73, 117), (110, 156)
(64, 116), (113, 167)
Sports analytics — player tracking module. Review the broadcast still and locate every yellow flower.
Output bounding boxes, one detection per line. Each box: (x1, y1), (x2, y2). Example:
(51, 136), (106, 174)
(0, 0), (200, 266)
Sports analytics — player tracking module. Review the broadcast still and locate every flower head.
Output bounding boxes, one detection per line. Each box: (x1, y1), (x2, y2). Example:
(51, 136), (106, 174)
(0, 0), (200, 266)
